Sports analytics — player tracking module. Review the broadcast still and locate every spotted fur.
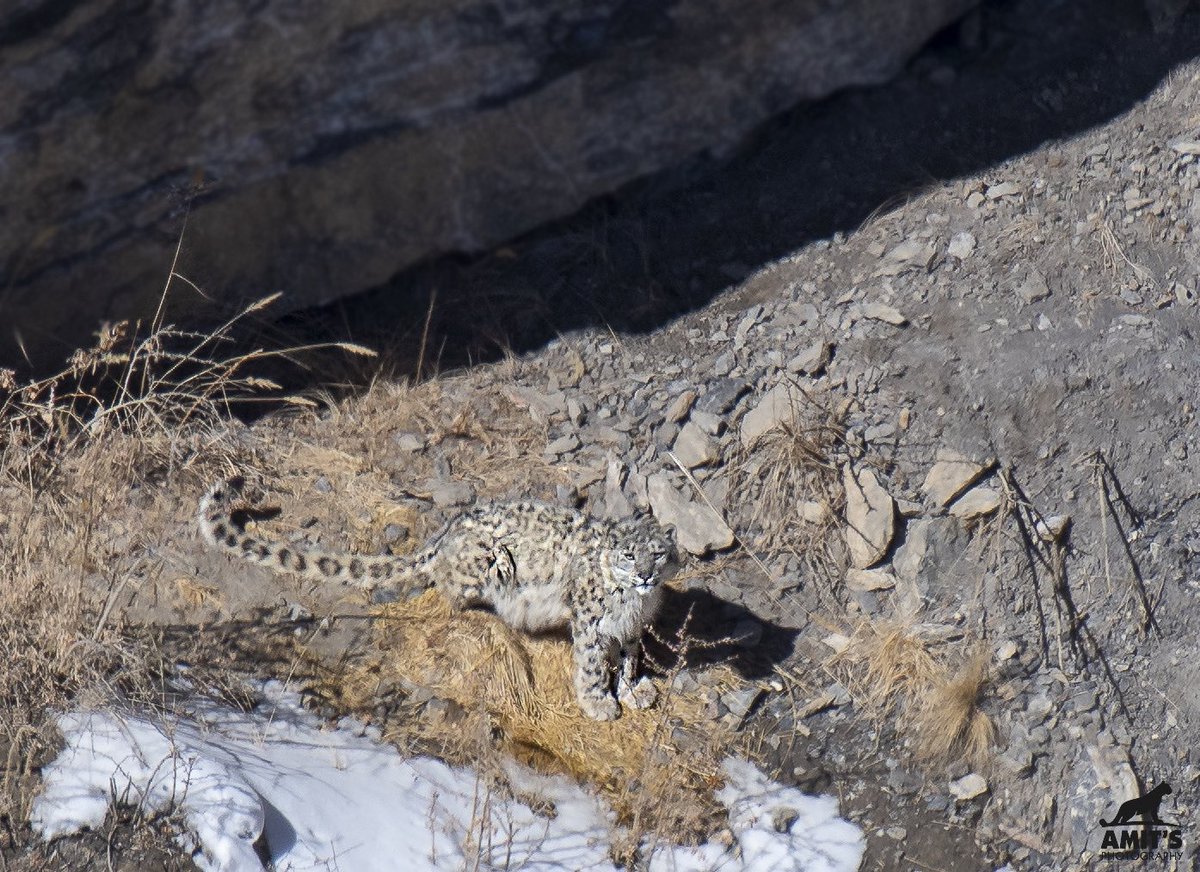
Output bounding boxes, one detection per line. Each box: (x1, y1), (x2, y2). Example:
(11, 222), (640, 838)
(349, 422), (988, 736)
(198, 477), (677, 720)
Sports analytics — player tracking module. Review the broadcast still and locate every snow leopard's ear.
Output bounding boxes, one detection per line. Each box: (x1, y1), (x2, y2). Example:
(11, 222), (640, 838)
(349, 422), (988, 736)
(650, 516), (677, 545)
(659, 528), (679, 561)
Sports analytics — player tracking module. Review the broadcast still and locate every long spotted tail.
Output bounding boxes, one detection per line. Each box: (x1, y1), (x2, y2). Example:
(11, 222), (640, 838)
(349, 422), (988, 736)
(198, 477), (422, 591)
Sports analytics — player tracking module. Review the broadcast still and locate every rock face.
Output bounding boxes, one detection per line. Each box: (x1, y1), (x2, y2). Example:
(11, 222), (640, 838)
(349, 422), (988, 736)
(843, 464), (895, 568)
(922, 450), (990, 507)
(740, 381), (805, 448)
(646, 472), (735, 557)
(0, 0), (977, 367)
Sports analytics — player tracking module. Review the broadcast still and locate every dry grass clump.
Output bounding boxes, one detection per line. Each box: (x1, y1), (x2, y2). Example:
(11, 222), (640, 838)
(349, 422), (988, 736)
(314, 591), (735, 847)
(831, 618), (994, 768)
(0, 293), (370, 476)
(266, 370), (568, 514)
(0, 449), (181, 841)
(0, 557), (88, 836)
(911, 651), (994, 766)
(1094, 214), (1155, 287)
(0, 287), (372, 843)
(730, 383), (847, 590)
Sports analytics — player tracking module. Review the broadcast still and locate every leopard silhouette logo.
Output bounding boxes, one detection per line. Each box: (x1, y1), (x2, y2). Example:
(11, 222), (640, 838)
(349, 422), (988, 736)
(1101, 782), (1174, 827)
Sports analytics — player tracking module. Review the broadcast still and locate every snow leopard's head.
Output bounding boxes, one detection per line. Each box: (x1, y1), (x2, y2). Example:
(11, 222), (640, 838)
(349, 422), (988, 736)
(610, 516), (677, 592)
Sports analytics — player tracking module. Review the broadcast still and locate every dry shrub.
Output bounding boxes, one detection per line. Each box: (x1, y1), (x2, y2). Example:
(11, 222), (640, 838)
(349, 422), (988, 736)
(832, 618), (994, 769)
(911, 651), (994, 767)
(1094, 214), (1154, 287)
(0, 294), (370, 477)
(0, 288), (371, 842)
(0, 559), (84, 834)
(0, 427), (191, 841)
(314, 591), (734, 847)
(729, 383), (847, 591)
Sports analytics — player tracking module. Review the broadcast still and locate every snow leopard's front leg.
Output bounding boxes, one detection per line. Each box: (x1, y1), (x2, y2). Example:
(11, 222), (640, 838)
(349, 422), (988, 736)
(570, 616), (620, 721)
(616, 644), (658, 711)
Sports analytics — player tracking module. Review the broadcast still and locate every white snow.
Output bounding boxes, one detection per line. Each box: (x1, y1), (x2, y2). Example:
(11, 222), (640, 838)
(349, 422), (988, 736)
(31, 682), (864, 871)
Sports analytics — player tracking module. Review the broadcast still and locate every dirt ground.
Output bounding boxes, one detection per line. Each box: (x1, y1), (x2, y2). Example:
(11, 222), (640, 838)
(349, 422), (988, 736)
(8, 0), (1200, 869)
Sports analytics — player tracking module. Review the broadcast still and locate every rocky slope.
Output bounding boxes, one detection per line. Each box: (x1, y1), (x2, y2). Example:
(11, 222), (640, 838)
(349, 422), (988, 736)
(273, 1), (1200, 866)
(8, 1), (1200, 869)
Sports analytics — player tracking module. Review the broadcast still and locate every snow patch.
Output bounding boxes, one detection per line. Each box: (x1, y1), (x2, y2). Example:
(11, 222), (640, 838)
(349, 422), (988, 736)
(31, 683), (863, 871)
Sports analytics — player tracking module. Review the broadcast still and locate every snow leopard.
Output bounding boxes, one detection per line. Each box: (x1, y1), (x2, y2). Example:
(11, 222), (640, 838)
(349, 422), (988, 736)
(198, 477), (677, 720)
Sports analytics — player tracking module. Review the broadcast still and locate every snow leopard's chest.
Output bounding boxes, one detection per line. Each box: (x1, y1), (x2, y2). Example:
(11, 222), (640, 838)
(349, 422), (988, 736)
(486, 558), (655, 639)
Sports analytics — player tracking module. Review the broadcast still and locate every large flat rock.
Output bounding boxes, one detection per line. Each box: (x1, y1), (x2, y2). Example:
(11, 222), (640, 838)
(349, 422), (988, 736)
(843, 463), (895, 569)
(647, 472), (734, 556)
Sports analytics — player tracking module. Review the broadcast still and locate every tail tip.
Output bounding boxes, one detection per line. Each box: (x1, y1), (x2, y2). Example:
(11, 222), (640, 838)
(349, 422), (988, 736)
(203, 475), (246, 504)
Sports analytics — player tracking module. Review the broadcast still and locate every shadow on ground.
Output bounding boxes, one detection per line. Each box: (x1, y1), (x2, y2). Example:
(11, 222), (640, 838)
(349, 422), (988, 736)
(10, 1), (1199, 399)
(647, 587), (800, 682)
(241, 0), (1200, 392)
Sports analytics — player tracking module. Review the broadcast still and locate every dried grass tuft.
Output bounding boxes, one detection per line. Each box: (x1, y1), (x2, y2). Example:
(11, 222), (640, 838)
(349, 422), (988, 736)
(314, 591), (734, 845)
(729, 384), (847, 595)
(0, 279), (370, 843)
(911, 651), (995, 767)
(832, 618), (995, 768)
